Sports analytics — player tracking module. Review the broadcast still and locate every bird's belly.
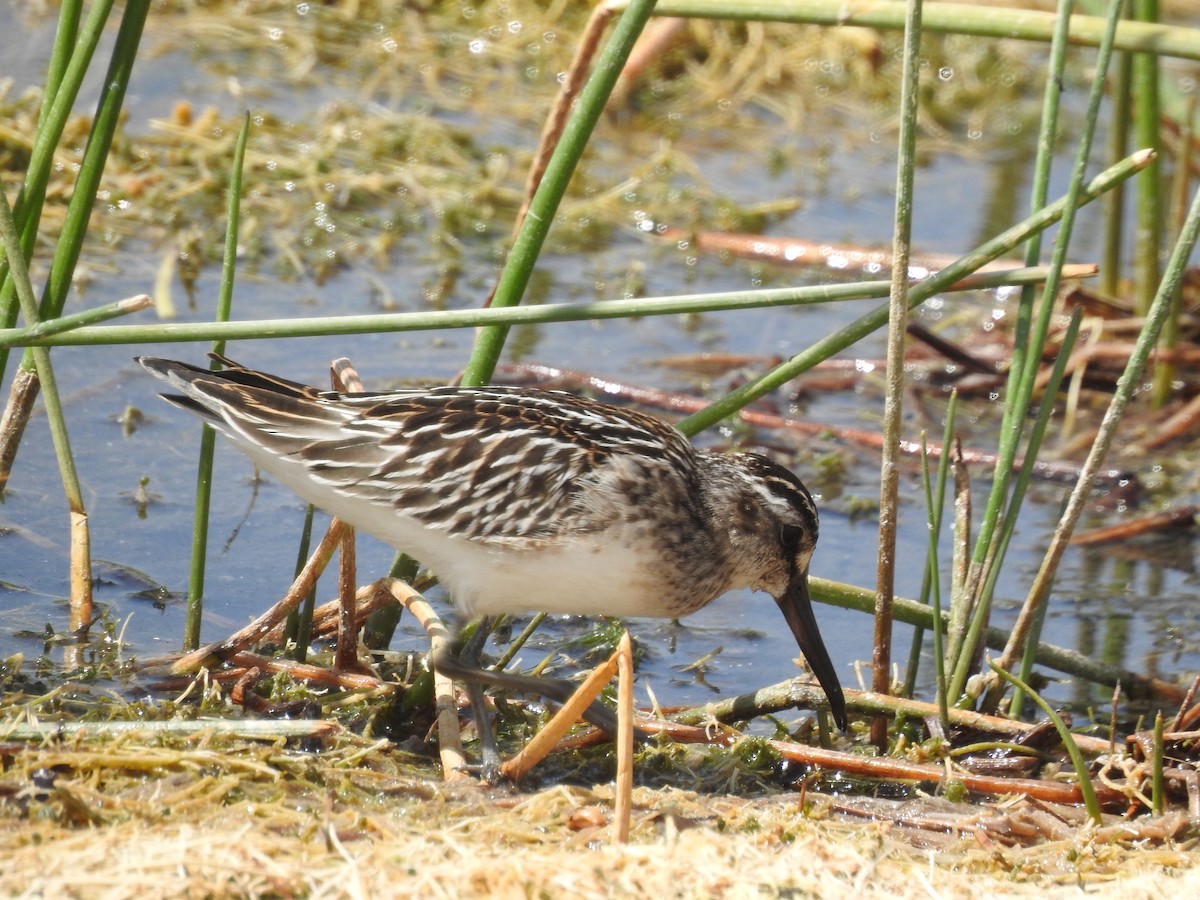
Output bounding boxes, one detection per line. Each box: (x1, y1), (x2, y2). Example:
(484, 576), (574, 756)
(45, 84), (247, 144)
(440, 539), (699, 620)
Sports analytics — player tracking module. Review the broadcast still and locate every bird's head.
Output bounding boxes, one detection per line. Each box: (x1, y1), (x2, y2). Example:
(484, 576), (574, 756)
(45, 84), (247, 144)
(724, 453), (847, 730)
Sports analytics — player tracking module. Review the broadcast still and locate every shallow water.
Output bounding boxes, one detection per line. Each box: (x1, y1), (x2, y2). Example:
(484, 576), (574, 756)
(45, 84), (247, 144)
(1, 3), (1195, 719)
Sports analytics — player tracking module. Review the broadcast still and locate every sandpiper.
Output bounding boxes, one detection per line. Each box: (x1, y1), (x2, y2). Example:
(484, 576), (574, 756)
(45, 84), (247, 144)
(137, 356), (847, 734)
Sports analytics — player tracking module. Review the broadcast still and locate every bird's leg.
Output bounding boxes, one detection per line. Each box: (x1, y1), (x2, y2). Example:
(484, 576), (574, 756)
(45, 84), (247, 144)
(457, 616), (504, 779)
(432, 622), (625, 773)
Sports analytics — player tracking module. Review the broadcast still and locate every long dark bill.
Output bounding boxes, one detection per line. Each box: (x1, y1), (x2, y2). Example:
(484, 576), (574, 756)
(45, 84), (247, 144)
(774, 572), (847, 730)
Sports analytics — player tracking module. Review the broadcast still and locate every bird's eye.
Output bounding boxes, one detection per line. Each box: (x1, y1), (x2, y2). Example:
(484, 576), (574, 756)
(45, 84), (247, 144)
(781, 523), (802, 552)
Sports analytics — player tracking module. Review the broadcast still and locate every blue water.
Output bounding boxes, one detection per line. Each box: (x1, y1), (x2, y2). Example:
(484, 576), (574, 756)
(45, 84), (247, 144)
(1, 3), (1195, 719)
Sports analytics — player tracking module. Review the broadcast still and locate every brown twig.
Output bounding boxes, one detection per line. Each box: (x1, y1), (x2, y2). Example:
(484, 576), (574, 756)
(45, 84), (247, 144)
(500, 643), (621, 782)
(229, 651), (391, 692)
(906, 321), (1000, 375)
(262, 581), (396, 645)
(765, 738), (1127, 806)
(610, 16), (687, 106)
(613, 631), (634, 844)
(334, 521), (359, 672)
(657, 226), (1033, 276)
(379, 578), (472, 782)
(498, 364), (1136, 487)
(669, 679), (1113, 755)
(1070, 504), (1199, 545)
(170, 518), (350, 674)
(1144, 391), (1200, 448)
(148, 650), (396, 694)
(509, 3), (615, 247)
(329, 357), (365, 674)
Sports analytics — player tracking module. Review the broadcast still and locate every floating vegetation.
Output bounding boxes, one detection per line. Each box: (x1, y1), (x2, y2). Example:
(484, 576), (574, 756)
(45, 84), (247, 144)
(1, 0), (1052, 288)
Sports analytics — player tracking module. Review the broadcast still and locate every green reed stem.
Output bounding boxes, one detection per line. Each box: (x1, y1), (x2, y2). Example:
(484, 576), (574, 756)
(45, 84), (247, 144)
(460, 0), (657, 387)
(949, 0), (1124, 706)
(995, 182), (1200, 688)
(0, 180), (91, 628)
(0, 0), (112, 378)
(950, 0), (1074, 676)
(0, 295), (151, 349)
(361, 553), (421, 651)
(1101, 34), (1132, 297)
(0, 0), (148, 491)
(182, 113), (250, 651)
(871, 0), (925, 749)
(4, 267), (1070, 347)
(1151, 96), (1193, 406)
(286, 505), (317, 662)
(32, 0), (149, 330)
(941, 0), (1068, 665)
(919, 430), (951, 731)
(903, 391), (957, 709)
(811, 576), (1178, 702)
(1132, 0), (1162, 319)
(988, 661), (1102, 824)
(676, 150), (1152, 437)
(633, 0), (1200, 59)
(991, 307), (1084, 714)
(1001, 0), (1072, 451)
(492, 613), (549, 673)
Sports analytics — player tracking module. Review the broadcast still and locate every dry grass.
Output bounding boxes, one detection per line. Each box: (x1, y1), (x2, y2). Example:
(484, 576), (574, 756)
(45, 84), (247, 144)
(4, 785), (1199, 899)
(2, 726), (1198, 898)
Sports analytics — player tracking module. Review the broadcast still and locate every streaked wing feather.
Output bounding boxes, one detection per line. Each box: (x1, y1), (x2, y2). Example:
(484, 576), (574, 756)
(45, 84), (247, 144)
(186, 376), (699, 543)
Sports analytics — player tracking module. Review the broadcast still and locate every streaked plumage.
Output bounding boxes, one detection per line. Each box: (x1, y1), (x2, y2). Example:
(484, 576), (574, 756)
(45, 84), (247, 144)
(137, 356), (846, 729)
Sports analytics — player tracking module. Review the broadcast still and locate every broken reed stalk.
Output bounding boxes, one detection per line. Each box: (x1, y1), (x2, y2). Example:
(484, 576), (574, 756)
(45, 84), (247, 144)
(380, 579), (471, 781)
(501, 644), (622, 782)
(614, 631), (635, 844)
(335, 527), (358, 672)
(330, 356), (365, 673)
(171, 518), (350, 674)
(512, 2), (614, 237)
(0, 174), (92, 639)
